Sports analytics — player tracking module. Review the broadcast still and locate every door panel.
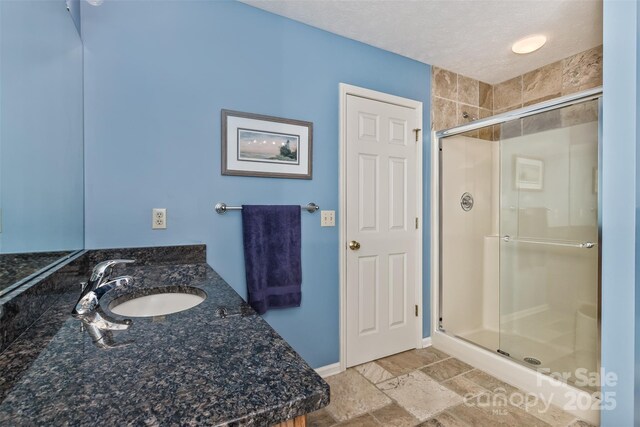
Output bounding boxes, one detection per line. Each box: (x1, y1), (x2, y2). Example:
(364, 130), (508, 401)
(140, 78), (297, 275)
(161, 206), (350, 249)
(358, 255), (379, 335)
(389, 157), (407, 230)
(388, 253), (407, 328)
(358, 154), (379, 232)
(346, 94), (419, 367)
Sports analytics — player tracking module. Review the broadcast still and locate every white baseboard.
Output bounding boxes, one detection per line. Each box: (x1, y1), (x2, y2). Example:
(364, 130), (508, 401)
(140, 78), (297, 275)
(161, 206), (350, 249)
(422, 336), (432, 348)
(315, 362), (342, 378)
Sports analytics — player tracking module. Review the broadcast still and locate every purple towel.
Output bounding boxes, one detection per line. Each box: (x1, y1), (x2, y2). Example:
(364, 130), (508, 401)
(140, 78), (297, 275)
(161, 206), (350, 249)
(241, 205), (302, 314)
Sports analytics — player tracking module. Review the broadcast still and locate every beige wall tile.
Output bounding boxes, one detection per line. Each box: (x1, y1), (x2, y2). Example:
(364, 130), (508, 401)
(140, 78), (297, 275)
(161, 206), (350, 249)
(433, 67), (458, 100)
(522, 108), (562, 135)
(457, 104), (479, 125)
(430, 45), (601, 140)
(562, 45), (603, 95)
(561, 100), (599, 127)
(478, 108), (493, 141)
(479, 82), (493, 110)
(493, 76), (523, 110)
(523, 92), (562, 107)
(432, 97), (457, 131)
(458, 75), (479, 106)
(523, 61), (562, 104)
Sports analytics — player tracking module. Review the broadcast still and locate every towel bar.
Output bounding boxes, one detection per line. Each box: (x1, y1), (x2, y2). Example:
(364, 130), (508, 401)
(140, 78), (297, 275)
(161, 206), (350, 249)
(215, 202), (319, 214)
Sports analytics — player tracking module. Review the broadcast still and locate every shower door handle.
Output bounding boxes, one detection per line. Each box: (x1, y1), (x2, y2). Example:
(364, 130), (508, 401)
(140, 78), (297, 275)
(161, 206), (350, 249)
(349, 241), (361, 251)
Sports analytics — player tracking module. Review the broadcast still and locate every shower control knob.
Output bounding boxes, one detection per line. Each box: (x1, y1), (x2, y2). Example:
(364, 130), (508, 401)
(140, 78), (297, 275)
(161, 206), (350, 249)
(349, 241), (361, 251)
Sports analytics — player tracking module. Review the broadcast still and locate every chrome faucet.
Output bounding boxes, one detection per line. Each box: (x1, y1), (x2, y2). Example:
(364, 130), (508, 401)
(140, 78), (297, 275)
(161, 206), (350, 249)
(72, 259), (135, 316)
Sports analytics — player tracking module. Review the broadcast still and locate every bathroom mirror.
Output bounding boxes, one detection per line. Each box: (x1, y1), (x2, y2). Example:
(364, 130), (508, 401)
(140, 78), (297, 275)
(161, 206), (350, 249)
(0, 0), (84, 296)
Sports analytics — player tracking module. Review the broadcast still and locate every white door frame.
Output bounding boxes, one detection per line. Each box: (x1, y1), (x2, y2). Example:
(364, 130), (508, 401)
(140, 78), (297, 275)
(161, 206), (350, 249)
(339, 83), (424, 372)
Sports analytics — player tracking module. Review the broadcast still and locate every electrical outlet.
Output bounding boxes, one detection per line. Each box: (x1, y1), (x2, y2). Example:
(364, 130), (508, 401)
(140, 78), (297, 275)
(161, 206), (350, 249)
(152, 208), (167, 229)
(321, 210), (335, 227)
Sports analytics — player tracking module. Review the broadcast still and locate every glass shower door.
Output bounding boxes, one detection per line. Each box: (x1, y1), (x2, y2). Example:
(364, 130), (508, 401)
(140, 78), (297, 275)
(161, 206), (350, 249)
(498, 100), (600, 391)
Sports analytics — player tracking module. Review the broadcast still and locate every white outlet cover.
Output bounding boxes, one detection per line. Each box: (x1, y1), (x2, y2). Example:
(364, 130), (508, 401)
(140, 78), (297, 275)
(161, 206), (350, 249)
(321, 210), (335, 227)
(152, 208), (167, 229)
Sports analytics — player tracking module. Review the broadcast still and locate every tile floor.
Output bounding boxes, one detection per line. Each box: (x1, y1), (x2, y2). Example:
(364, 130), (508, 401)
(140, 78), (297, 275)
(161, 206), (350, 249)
(308, 347), (596, 427)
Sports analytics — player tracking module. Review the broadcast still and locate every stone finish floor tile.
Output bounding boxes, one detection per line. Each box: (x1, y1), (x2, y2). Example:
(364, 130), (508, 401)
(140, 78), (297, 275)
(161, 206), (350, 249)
(519, 396), (577, 426)
(421, 358), (473, 382)
(337, 413), (381, 426)
(370, 402), (420, 427)
(568, 420), (596, 427)
(377, 371), (462, 421)
(377, 348), (450, 376)
(322, 347), (580, 427)
(441, 376), (486, 398)
(419, 410), (471, 427)
(307, 408), (337, 427)
(325, 369), (391, 422)
(355, 362), (395, 384)
(462, 369), (520, 396)
(457, 392), (552, 426)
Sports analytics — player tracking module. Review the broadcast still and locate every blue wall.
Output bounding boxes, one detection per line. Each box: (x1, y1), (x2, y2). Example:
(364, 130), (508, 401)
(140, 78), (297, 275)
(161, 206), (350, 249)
(0, 0), (84, 254)
(602, 0), (637, 425)
(81, 0), (430, 368)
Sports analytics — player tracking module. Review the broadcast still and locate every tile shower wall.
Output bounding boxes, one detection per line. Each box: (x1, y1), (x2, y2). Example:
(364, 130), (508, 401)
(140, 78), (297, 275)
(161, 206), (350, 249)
(431, 68), (494, 140)
(431, 45), (603, 139)
(493, 45), (603, 112)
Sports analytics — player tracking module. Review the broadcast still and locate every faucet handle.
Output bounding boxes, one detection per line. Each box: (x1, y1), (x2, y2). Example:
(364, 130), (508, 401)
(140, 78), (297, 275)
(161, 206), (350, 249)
(90, 259), (136, 282)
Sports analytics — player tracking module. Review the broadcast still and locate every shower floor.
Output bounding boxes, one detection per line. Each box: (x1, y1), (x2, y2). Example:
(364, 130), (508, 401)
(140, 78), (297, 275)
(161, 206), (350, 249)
(455, 308), (598, 392)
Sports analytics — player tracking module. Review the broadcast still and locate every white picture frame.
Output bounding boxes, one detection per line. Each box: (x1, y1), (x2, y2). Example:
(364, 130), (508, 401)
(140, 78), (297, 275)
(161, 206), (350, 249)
(514, 156), (544, 190)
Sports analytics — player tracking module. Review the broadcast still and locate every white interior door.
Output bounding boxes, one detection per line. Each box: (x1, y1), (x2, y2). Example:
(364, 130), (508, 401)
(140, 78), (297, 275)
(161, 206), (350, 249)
(345, 94), (419, 367)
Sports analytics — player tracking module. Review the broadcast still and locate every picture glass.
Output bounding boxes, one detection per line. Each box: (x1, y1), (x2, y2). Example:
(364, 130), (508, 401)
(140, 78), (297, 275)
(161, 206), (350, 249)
(237, 129), (300, 165)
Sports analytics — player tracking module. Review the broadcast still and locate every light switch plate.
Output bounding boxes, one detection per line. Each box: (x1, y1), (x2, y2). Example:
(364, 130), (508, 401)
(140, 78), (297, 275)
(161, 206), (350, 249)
(152, 208), (167, 229)
(321, 210), (335, 227)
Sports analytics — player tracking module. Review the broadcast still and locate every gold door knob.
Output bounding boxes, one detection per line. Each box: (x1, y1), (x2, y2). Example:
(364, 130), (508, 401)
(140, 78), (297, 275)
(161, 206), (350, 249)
(349, 241), (361, 251)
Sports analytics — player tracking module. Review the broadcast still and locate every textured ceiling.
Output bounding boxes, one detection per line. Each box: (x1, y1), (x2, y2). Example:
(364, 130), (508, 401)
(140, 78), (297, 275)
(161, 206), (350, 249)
(241, 0), (603, 84)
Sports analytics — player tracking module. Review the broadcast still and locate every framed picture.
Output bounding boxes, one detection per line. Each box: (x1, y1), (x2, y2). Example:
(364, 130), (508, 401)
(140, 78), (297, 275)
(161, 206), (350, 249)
(514, 156), (544, 190)
(221, 109), (313, 179)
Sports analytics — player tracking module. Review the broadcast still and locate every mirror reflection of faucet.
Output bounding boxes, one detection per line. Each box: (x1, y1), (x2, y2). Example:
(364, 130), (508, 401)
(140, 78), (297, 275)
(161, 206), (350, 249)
(72, 259), (136, 349)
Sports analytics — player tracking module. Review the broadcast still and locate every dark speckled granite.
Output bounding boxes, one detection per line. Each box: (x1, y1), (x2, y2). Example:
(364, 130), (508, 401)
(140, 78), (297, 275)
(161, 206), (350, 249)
(0, 251), (73, 293)
(85, 244), (206, 266)
(0, 246), (329, 426)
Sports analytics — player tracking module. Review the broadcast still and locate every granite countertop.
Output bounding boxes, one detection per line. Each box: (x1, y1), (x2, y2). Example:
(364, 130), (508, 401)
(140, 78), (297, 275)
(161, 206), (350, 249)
(0, 255), (329, 425)
(0, 251), (73, 293)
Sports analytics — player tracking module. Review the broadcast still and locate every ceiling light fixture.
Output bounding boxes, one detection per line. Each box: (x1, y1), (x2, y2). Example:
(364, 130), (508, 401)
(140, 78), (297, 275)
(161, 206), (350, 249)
(511, 35), (547, 54)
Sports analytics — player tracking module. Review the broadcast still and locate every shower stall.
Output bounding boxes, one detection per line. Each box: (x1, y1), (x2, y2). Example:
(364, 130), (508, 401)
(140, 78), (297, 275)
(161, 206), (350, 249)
(432, 88), (601, 422)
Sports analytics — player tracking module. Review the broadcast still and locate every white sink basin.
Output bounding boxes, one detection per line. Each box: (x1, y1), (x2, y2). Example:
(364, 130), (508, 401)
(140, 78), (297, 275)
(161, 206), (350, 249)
(110, 291), (206, 317)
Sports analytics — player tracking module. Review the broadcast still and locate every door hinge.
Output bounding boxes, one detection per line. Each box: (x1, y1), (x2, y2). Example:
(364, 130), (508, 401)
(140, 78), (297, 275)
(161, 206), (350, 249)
(413, 128), (422, 142)
(415, 217), (419, 229)
(415, 305), (419, 317)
